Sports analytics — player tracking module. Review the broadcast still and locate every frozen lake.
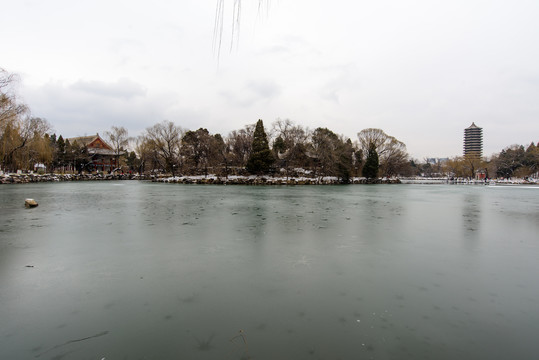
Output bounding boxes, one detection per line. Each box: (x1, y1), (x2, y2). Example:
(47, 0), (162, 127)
(1, 182), (538, 359)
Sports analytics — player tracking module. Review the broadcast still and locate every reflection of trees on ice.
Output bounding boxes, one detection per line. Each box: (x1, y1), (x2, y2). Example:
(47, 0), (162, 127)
(194, 333), (215, 351)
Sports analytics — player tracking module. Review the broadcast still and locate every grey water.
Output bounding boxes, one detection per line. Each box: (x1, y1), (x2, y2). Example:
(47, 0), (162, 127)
(0, 182), (538, 360)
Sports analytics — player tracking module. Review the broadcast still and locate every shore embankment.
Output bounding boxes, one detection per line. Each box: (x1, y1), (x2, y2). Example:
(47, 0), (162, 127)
(2, 173), (537, 185)
(0, 173), (400, 185)
(0, 173), (150, 184)
(152, 175), (400, 185)
(399, 177), (538, 185)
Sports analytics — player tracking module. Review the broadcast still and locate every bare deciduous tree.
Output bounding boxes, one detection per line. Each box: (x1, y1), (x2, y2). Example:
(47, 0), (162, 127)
(142, 121), (184, 176)
(0, 68), (28, 127)
(357, 128), (409, 177)
(226, 124), (255, 168)
(105, 126), (130, 169)
(310, 127), (339, 179)
(271, 118), (311, 175)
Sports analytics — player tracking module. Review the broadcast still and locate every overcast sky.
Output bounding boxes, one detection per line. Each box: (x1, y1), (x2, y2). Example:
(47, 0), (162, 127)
(3, 0), (539, 158)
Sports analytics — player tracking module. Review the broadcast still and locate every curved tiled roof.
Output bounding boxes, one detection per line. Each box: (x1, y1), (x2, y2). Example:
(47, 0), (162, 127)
(67, 134), (113, 150)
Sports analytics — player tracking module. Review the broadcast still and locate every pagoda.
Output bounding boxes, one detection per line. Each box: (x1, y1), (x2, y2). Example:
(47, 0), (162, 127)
(463, 123), (483, 157)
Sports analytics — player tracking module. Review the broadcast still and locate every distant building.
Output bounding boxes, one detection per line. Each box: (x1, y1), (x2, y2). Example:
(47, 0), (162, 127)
(66, 134), (120, 172)
(463, 122), (483, 157)
(426, 158), (449, 165)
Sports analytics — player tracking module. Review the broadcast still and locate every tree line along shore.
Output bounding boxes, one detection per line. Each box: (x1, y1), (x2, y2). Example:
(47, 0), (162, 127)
(2, 68), (538, 182)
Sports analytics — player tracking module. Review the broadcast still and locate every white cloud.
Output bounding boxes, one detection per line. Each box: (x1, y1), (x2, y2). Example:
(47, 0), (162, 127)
(22, 80), (177, 138)
(220, 79), (281, 107)
(3, 0), (539, 158)
(70, 78), (147, 99)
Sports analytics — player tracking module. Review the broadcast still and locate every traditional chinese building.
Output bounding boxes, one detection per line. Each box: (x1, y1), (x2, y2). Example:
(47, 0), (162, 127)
(66, 134), (120, 172)
(463, 122), (483, 158)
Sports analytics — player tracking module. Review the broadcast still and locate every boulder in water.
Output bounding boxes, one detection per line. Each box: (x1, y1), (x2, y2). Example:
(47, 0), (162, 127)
(25, 199), (38, 208)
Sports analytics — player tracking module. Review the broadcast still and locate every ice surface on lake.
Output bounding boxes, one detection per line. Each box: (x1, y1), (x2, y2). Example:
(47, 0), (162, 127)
(1, 182), (538, 359)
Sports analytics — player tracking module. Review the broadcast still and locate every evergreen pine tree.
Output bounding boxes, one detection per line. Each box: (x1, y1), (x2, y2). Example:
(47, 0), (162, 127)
(362, 142), (379, 179)
(57, 135), (65, 153)
(273, 136), (286, 154)
(336, 138), (354, 184)
(246, 119), (274, 174)
(56, 135), (66, 169)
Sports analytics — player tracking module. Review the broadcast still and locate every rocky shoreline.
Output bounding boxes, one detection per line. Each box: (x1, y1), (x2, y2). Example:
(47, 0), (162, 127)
(0, 173), (149, 184)
(153, 175), (400, 185)
(4, 173), (536, 185)
(1, 173), (400, 185)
